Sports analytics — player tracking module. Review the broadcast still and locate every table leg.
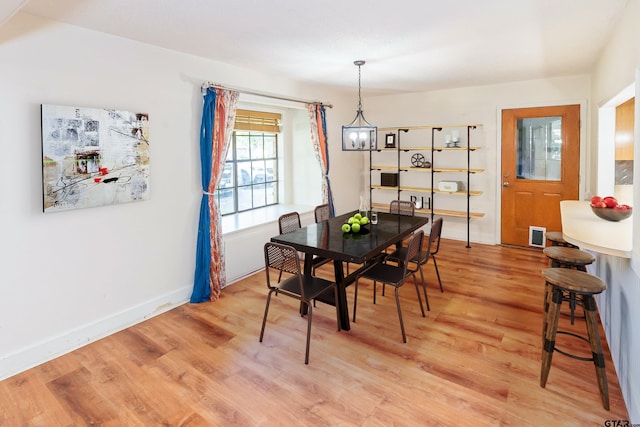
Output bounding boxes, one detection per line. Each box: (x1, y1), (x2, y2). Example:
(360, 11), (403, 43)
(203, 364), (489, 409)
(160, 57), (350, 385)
(333, 260), (350, 331)
(303, 253), (313, 276)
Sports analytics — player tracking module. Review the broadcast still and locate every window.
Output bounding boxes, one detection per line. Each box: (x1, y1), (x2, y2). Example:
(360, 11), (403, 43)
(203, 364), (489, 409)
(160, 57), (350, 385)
(215, 109), (280, 215)
(516, 116), (562, 181)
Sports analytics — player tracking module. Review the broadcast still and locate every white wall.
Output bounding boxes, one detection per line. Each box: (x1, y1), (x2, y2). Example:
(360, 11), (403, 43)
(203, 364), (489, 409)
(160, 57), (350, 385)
(0, 12), (359, 379)
(364, 76), (591, 244)
(590, 0), (640, 420)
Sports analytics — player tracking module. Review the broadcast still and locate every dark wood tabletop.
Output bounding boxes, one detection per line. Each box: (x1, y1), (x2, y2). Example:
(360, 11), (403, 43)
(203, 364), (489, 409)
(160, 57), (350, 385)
(271, 210), (428, 330)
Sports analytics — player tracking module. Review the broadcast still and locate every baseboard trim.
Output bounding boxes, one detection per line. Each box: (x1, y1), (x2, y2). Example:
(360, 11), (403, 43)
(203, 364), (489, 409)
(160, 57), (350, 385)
(0, 286), (191, 381)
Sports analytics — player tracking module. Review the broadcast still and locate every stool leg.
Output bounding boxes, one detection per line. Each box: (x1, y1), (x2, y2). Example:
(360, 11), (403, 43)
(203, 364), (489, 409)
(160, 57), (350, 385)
(583, 295), (610, 410)
(541, 287), (562, 387)
(568, 291), (577, 325)
(542, 280), (551, 351)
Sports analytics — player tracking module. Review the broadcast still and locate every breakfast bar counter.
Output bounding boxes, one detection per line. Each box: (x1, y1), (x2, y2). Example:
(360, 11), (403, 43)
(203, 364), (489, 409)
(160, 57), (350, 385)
(560, 200), (632, 258)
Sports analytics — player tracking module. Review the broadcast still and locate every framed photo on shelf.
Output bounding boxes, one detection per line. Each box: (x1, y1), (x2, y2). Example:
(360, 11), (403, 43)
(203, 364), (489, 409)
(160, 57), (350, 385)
(385, 133), (396, 148)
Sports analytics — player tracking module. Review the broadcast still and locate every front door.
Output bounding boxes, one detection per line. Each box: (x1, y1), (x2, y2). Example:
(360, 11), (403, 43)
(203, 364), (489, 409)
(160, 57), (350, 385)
(501, 105), (580, 247)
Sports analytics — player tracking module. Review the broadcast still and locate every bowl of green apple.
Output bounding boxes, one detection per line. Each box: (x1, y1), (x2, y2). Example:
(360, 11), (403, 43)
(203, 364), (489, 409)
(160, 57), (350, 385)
(342, 213), (369, 233)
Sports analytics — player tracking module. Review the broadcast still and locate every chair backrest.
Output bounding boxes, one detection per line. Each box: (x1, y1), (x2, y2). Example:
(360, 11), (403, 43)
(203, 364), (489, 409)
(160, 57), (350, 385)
(264, 242), (305, 297)
(314, 204), (331, 223)
(278, 211), (301, 234)
(427, 217), (443, 256)
(403, 230), (424, 275)
(389, 200), (415, 216)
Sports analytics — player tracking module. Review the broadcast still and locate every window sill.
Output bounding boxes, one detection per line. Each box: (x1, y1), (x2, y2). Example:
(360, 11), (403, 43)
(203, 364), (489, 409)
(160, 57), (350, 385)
(221, 204), (314, 235)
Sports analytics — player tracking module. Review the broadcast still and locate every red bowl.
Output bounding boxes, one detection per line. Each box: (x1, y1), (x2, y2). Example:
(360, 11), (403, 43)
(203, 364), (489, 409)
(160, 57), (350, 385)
(590, 205), (632, 222)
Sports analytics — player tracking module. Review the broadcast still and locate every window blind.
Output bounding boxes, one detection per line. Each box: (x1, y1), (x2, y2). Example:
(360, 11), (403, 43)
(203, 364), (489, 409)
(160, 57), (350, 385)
(234, 109), (281, 133)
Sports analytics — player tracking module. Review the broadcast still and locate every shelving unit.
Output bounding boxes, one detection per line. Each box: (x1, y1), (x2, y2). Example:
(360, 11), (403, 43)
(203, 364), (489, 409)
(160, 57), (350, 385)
(369, 124), (483, 247)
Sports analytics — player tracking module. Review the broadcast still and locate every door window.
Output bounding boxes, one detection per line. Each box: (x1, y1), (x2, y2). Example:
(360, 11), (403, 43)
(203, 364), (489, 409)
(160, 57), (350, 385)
(516, 117), (562, 181)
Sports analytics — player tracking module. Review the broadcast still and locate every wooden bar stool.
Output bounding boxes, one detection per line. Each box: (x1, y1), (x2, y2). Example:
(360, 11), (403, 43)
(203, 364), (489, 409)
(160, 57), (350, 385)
(546, 231), (579, 248)
(543, 246), (595, 271)
(540, 268), (609, 410)
(543, 246), (595, 324)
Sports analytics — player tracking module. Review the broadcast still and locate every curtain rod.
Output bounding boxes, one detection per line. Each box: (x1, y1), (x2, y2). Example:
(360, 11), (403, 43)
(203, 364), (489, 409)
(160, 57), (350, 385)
(201, 82), (333, 108)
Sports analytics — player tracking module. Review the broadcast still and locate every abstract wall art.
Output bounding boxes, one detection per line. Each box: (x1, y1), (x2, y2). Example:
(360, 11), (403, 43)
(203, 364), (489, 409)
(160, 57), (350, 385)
(41, 104), (150, 213)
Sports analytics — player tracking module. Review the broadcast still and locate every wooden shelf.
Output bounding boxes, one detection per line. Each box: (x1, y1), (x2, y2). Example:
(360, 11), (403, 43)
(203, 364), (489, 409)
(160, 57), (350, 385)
(404, 166), (432, 172)
(400, 146), (430, 151)
(378, 124), (482, 132)
(399, 186), (432, 193)
(371, 185), (399, 190)
(429, 209), (485, 219)
(402, 146), (481, 151)
(399, 186), (482, 196)
(433, 167), (484, 173)
(371, 202), (484, 219)
(371, 165), (398, 171)
(434, 189), (483, 196)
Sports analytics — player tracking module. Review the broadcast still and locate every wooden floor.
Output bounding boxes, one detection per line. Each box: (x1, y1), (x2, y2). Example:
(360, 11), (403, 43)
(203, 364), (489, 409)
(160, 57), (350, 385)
(0, 239), (629, 426)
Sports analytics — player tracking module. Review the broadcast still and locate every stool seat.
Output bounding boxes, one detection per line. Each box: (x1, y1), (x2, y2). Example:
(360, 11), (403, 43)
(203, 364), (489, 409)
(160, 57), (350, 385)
(542, 268), (606, 294)
(540, 267), (609, 410)
(543, 246), (595, 267)
(546, 231), (579, 248)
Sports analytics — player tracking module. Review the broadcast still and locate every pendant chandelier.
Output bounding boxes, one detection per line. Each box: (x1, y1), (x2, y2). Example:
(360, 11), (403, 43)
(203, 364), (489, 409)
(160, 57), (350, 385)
(342, 60), (377, 151)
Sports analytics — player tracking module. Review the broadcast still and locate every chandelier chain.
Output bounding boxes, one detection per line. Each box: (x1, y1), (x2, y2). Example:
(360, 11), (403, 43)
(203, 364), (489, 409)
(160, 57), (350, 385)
(357, 63), (363, 111)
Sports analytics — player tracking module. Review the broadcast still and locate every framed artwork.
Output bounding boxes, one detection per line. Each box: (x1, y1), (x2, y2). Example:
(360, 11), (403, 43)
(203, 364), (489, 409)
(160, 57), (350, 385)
(41, 104), (150, 213)
(385, 133), (396, 148)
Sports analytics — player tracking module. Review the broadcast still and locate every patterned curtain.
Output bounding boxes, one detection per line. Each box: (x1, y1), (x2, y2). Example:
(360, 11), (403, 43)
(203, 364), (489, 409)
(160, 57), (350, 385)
(307, 103), (335, 216)
(191, 87), (239, 303)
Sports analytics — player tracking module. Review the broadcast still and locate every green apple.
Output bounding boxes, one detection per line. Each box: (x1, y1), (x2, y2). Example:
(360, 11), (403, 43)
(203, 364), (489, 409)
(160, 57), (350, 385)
(341, 224), (351, 233)
(348, 217), (357, 224)
(351, 222), (361, 233)
(360, 217), (369, 225)
(354, 213), (362, 220)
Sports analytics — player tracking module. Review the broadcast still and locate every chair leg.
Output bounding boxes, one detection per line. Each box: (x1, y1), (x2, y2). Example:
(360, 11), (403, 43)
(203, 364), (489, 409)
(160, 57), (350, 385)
(394, 287), (407, 343)
(373, 281), (378, 304)
(260, 289), (275, 342)
(353, 279), (360, 322)
(304, 303), (313, 365)
(432, 256), (444, 292)
(412, 272), (426, 317)
(417, 264), (430, 312)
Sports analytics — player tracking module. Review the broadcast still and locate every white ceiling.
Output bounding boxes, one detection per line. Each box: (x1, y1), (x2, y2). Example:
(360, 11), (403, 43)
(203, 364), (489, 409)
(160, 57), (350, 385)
(4, 0), (630, 96)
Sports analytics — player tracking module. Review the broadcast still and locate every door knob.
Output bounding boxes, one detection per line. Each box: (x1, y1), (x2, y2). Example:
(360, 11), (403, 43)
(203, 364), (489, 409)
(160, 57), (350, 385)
(503, 182), (509, 187)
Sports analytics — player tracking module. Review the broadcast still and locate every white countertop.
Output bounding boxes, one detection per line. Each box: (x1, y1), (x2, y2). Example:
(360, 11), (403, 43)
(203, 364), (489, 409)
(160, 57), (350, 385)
(560, 200), (632, 258)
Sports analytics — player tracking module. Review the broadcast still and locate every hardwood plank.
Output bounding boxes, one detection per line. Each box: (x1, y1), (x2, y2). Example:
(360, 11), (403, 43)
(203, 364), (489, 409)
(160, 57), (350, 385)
(0, 239), (629, 425)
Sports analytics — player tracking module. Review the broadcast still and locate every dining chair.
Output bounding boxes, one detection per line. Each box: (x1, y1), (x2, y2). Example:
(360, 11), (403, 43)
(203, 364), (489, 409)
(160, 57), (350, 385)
(352, 230), (426, 343)
(277, 212), (302, 282)
(260, 242), (340, 364)
(278, 211), (301, 234)
(385, 199), (416, 254)
(389, 199), (415, 216)
(386, 217), (444, 309)
(312, 204), (332, 275)
(314, 204), (331, 223)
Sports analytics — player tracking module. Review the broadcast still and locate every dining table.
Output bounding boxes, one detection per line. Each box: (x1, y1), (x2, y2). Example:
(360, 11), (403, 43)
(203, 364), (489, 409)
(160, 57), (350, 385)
(270, 210), (428, 330)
